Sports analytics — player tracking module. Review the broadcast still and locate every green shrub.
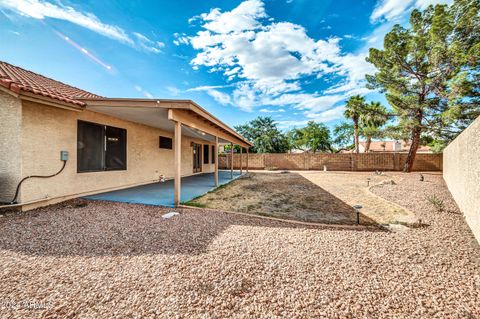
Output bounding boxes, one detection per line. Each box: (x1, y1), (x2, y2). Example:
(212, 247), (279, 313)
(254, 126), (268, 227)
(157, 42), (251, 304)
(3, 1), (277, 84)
(426, 194), (445, 213)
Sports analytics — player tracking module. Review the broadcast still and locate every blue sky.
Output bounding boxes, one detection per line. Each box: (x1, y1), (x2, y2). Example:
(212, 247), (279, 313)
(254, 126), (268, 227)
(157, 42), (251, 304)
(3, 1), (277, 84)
(0, 0), (450, 130)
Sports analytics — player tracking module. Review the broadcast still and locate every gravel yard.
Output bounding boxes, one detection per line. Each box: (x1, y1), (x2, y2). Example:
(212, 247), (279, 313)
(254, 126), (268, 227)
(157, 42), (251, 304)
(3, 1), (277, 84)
(0, 173), (479, 318)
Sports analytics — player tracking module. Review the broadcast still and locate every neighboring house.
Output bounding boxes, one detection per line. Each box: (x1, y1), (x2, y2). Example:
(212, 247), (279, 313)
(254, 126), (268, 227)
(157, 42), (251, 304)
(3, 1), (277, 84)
(342, 140), (432, 153)
(0, 61), (251, 210)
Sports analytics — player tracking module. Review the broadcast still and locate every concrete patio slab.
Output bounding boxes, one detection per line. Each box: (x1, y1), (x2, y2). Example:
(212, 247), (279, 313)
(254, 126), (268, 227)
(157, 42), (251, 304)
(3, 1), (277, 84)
(84, 170), (241, 207)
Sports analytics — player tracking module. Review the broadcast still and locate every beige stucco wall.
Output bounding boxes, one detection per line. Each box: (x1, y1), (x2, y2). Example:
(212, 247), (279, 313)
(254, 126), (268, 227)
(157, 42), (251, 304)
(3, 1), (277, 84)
(443, 116), (480, 244)
(18, 100), (215, 205)
(0, 91), (22, 202)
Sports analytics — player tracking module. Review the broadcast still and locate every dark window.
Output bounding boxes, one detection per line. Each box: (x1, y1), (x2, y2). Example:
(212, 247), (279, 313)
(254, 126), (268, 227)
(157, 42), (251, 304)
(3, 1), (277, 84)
(77, 121), (127, 172)
(77, 121), (104, 172)
(105, 126), (127, 170)
(159, 136), (173, 149)
(203, 144), (209, 164)
(211, 145), (215, 164)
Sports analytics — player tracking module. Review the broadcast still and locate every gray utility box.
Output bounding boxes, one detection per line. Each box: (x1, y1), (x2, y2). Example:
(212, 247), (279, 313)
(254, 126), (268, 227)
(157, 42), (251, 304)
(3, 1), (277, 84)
(60, 151), (69, 161)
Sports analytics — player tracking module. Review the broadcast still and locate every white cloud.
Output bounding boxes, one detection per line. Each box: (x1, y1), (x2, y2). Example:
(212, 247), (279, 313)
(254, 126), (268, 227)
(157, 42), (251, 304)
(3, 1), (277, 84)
(416, 0), (452, 9)
(370, 0), (414, 22)
(295, 94), (344, 113)
(0, 0), (167, 53)
(0, 0), (132, 44)
(182, 0), (374, 121)
(184, 85), (234, 106)
(173, 32), (190, 46)
(194, 0), (266, 34)
(133, 32), (165, 53)
(167, 86), (181, 96)
(134, 85), (154, 98)
(307, 105), (346, 122)
(205, 89), (232, 105)
(276, 105), (346, 129)
(189, 22), (341, 89)
(370, 0), (452, 22)
(259, 108), (285, 113)
(186, 85), (228, 92)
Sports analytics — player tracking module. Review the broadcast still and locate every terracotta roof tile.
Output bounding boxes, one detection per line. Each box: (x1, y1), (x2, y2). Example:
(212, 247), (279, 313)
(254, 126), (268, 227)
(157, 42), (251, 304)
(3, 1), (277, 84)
(0, 61), (102, 106)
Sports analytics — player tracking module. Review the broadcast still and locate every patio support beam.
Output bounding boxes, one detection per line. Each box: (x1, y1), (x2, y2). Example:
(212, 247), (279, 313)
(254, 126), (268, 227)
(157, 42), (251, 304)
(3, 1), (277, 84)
(214, 136), (219, 187)
(230, 142), (234, 179)
(174, 121), (182, 206)
(240, 147), (243, 175)
(246, 148), (249, 173)
(168, 108), (250, 148)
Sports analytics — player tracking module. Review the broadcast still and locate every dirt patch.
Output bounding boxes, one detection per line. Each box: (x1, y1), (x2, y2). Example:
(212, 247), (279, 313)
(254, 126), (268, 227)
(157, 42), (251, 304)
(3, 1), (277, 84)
(187, 172), (390, 225)
(298, 171), (416, 225)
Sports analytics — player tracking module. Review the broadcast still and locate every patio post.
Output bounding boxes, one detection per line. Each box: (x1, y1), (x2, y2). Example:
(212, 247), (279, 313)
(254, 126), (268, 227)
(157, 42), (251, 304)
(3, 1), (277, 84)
(246, 148), (249, 173)
(174, 121), (182, 206)
(214, 136), (219, 187)
(240, 147), (243, 175)
(230, 142), (234, 179)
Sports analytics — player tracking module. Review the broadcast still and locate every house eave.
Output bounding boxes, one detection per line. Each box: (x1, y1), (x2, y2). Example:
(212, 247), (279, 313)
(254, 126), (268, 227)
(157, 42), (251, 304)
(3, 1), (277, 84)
(79, 97), (253, 147)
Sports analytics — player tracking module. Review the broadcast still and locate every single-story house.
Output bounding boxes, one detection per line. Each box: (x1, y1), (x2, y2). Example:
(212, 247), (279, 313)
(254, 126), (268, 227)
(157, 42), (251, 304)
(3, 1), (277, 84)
(342, 140), (432, 153)
(0, 61), (252, 211)
(361, 141), (432, 153)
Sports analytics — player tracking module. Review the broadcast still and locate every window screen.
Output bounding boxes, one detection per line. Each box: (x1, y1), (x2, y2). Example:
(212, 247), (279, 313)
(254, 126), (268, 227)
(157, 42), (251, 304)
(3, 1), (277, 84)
(211, 145), (215, 164)
(77, 120), (127, 172)
(77, 121), (104, 172)
(203, 144), (209, 164)
(159, 136), (173, 149)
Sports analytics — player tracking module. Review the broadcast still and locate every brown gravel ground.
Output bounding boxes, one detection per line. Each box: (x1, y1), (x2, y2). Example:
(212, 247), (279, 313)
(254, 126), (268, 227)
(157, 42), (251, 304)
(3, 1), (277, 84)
(0, 173), (479, 318)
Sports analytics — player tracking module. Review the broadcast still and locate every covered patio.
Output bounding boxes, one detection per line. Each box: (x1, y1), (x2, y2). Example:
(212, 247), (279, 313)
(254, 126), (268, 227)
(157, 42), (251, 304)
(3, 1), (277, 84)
(82, 98), (253, 207)
(84, 170), (242, 207)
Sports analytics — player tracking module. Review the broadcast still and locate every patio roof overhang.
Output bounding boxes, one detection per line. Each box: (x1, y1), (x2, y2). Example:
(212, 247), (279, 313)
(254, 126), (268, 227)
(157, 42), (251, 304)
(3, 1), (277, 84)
(80, 98), (252, 148)
(80, 97), (251, 207)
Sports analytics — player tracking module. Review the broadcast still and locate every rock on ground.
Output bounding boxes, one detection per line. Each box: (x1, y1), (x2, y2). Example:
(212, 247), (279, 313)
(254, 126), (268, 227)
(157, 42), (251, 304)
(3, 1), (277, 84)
(0, 173), (479, 318)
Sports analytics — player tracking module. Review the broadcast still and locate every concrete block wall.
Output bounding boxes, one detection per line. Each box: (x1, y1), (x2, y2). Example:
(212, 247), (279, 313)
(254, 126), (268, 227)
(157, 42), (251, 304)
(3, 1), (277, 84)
(265, 153), (306, 170)
(309, 154), (353, 171)
(443, 116), (480, 243)
(219, 152), (443, 171)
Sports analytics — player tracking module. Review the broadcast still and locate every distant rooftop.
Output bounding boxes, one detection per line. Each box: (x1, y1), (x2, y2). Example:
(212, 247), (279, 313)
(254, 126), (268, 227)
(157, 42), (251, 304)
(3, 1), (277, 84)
(360, 140), (431, 153)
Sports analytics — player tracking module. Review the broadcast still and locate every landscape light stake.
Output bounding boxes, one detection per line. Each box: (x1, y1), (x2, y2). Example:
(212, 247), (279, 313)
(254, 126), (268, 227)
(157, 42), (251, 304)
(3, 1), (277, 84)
(353, 205), (363, 225)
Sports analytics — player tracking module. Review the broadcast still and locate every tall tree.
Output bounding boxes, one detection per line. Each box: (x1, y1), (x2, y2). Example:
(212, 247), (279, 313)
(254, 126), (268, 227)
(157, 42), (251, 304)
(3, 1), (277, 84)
(288, 121), (333, 153)
(333, 122), (355, 152)
(234, 116), (289, 153)
(344, 95), (367, 153)
(360, 102), (388, 152)
(366, 0), (480, 172)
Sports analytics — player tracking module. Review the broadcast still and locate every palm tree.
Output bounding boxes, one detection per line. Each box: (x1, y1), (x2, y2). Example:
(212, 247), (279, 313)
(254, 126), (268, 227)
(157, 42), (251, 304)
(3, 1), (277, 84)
(344, 95), (366, 153)
(360, 102), (388, 152)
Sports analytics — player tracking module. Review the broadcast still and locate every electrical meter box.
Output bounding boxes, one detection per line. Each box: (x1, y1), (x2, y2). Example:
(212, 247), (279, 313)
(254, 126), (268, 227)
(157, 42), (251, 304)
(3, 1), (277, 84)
(60, 151), (69, 161)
